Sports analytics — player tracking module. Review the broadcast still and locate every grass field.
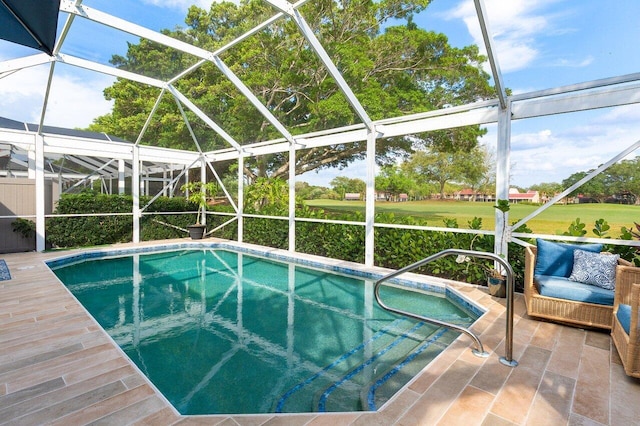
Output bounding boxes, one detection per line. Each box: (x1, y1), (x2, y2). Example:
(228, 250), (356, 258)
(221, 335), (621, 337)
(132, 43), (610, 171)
(304, 199), (639, 236)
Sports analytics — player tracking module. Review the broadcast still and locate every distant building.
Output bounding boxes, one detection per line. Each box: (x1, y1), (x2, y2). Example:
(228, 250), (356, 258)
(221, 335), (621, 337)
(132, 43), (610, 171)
(344, 192), (361, 201)
(454, 188), (540, 203)
(508, 188), (540, 203)
(375, 191), (388, 201)
(455, 189), (493, 202)
(374, 192), (409, 201)
(456, 188), (476, 201)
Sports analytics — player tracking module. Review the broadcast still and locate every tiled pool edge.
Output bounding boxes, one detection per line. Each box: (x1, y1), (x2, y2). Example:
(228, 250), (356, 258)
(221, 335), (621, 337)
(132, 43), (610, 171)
(45, 240), (486, 320)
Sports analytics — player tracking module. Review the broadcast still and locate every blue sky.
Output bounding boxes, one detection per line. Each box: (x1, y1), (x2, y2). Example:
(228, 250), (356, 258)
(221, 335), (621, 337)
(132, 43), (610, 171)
(1, 0), (639, 188)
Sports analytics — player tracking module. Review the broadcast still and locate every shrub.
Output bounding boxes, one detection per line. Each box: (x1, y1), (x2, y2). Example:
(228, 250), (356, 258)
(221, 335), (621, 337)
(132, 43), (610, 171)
(46, 191), (197, 247)
(244, 217), (288, 249)
(12, 218), (35, 239)
(54, 191), (640, 294)
(47, 192), (133, 247)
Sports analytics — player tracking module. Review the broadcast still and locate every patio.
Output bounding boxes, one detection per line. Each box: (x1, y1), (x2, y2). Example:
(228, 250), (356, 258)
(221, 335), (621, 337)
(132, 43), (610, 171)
(1, 241), (639, 425)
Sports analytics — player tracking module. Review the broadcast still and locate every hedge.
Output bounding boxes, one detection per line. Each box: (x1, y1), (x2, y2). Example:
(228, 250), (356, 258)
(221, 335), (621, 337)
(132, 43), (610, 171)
(42, 192), (551, 292)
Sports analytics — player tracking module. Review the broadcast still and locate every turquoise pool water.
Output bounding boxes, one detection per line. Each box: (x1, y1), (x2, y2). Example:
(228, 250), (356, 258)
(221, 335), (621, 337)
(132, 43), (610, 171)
(51, 247), (479, 415)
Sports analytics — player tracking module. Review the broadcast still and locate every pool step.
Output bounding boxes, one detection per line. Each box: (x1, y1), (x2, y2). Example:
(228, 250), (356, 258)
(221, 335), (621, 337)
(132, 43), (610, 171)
(313, 324), (450, 412)
(360, 327), (457, 411)
(361, 317), (475, 411)
(274, 317), (431, 413)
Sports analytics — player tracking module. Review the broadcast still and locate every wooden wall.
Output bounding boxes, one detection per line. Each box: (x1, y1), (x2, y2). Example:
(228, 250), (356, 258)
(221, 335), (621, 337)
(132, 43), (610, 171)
(0, 179), (55, 253)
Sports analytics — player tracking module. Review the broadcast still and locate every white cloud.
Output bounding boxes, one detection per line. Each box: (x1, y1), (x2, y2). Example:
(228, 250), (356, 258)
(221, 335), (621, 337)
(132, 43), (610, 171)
(550, 55), (594, 68)
(0, 64), (114, 128)
(595, 104), (640, 125)
(500, 105), (640, 187)
(442, 0), (567, 73)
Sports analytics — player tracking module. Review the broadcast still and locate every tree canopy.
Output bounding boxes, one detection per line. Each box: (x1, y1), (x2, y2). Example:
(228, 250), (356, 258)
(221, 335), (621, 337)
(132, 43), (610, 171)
(89, 0), (494, 181)
(563, 156), (640, 204)
(376, 164), (416, 198)
(403, 144), (490, 199)
(330, 176), (366, 199)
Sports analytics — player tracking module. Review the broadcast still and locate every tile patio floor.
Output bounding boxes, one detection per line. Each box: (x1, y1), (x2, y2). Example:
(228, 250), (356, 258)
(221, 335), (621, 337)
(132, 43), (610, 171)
(1, 241), (639, 425)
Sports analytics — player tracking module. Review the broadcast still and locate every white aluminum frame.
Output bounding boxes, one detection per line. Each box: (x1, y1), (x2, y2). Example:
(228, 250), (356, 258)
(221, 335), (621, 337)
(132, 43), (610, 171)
(0, 0), (637, 259)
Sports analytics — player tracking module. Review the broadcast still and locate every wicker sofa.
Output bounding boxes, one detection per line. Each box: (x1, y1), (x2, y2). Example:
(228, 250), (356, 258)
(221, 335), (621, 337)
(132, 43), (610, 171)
(611, 269), (640, 378)
(524, 244), (632, 330)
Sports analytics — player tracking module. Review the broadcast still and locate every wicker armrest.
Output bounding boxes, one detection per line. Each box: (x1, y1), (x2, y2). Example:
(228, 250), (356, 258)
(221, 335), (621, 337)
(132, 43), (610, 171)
(614, 264), (640, 309)
(524, 246), (537, 296)
(630, 283), (640, 342)
(612, 281), (640, 378)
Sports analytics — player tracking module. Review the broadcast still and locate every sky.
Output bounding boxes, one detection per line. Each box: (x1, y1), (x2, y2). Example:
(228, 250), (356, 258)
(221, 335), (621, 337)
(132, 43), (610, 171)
(1, 0), (639, 189)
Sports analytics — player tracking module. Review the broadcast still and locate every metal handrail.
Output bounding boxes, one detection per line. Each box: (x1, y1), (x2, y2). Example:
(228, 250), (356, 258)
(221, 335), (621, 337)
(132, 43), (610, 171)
(374, 248), (518, 366)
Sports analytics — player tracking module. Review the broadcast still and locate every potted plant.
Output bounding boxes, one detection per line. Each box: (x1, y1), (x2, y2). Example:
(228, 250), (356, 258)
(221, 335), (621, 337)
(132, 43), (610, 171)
(486, 265), (507, 297)
(180, 181), (217, 239)
(454, 199), (510, 297)
(486, 199), (510, 297)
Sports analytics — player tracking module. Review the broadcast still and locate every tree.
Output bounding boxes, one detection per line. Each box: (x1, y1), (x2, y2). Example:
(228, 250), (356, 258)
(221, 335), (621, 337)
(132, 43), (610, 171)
(410, 180), (438, 199)
(330, 176), (365, 199)
(562, 170), (610, 202)
(530, 182), (563, 201)
(296, 181), (333, 200)
(375, 164), (415, 200)
(89, 0), (494, 181)
(608, 158), (640, 204)
(460, 145), (491, 200)
(404, 146), (487, 199)
(244, 177), (290, 213)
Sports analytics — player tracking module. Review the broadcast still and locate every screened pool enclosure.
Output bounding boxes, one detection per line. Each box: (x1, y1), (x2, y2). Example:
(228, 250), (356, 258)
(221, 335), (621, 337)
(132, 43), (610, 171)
(1, 0), (640, 261)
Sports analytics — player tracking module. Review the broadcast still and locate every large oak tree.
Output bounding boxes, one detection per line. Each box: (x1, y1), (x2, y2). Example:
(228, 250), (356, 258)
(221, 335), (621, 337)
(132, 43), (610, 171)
(89, 0), (494, 181)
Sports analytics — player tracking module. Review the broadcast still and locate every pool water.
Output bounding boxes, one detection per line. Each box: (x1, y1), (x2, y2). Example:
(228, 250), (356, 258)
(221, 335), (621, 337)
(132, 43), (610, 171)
(52, 248), (478, 415)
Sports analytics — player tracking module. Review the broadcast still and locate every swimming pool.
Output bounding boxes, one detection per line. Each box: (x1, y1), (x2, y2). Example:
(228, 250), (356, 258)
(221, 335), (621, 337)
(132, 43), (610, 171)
(48, 243), (482, 415)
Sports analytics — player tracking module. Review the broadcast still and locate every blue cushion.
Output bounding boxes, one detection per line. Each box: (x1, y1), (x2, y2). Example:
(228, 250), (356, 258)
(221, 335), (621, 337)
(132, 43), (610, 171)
(534, 275), (614, 306)
(617, 304), (632, 334)
(534, 239), (603, 278)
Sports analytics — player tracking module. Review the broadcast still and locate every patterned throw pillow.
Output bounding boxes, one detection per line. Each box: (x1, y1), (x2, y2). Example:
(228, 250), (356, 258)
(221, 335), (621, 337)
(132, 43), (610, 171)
(568, 249), (619, 290)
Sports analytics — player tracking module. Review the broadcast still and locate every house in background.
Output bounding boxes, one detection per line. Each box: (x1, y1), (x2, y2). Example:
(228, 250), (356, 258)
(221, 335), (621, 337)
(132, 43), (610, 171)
(454, 188), (540, 203)
(455, 189), (494, 202)
(456, 188), (478, 201)
(374, 192), (409, 202)
(508, 188), (540, 203)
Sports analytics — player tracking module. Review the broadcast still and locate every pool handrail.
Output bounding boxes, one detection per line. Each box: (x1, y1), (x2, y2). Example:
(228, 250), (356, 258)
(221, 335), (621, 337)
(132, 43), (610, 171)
(374, 248), (518, 367)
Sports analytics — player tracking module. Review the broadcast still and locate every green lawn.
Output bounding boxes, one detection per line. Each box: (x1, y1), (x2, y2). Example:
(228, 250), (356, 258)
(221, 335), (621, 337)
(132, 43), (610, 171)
(304, 199), (639, 236)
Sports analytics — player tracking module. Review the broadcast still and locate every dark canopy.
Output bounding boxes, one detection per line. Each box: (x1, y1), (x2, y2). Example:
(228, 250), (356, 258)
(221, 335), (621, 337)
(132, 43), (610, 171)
(0, 116), (129, 142)
(0, 0), (60, 55)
